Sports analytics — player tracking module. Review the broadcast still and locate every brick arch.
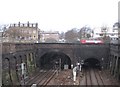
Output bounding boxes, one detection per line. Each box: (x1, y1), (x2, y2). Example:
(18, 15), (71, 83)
(81, 56), (103, 63)
(41, 49), (72, 59)
(83, 57), (102, 69)
(37, 50), (72, 69)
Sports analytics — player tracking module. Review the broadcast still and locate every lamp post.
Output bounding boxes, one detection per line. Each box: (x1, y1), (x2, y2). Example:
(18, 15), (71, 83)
(59, 58), (61, 72)
(101, 58), (104, 70)
(0, 32), (2, 87)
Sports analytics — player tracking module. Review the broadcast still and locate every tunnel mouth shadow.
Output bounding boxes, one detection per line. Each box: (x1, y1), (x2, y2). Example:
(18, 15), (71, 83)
(39, 51), (71, 70)
(83, 58), (101, 70)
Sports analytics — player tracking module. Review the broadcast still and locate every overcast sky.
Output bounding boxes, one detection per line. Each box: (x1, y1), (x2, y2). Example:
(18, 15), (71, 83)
(0, 0), (119, 32)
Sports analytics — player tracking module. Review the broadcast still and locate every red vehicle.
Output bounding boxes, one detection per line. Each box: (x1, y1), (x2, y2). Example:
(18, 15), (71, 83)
(80, 39), (103, 44)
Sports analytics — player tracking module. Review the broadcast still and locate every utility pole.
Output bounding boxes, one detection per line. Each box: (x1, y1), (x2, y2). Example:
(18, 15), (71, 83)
(0, 33), (2, 87)
(101, 58), (104, 70)
(59, 58), (61, 72)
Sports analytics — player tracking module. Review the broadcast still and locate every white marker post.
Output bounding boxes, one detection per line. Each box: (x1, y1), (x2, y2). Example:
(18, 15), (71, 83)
(31, 84), (37, 87)
(73, 67), (77, 81)
(77, 63), (80, 69)
(80, 64), (82, 72)
(71, 64), (73, 69)
(21, 63), (25, 85)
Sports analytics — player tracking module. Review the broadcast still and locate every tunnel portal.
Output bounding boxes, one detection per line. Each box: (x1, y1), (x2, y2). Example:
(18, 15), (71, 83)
(40, 51), (71, 70)
(83, 58), (101, 69)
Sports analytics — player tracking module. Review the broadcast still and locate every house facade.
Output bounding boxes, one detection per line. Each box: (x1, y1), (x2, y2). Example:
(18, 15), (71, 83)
(3, 22), (39, 43)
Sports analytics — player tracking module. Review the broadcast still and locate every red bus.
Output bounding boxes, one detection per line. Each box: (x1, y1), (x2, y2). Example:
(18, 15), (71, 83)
(80, 39), (103, 44)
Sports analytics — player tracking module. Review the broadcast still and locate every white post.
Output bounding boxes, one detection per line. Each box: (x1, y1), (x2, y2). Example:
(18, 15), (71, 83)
(73, 67), (77, 81)
(31, 84), (37, 87)
(21, 63), (25, 75)
(80, 64), (82, 72)
(71, 64), (73, 69)
(77, 63), (79, 68)
(21, 63), (25, 85)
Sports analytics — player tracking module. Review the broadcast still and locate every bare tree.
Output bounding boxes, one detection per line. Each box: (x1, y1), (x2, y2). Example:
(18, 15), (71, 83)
(78, 26), (93, 39)
(2, 26), (22, 42)
(59, 32), (65, 39)
(113, 22), (120, 28)
(101, 26), (108, 37)
(100, 26), (110, 43)
(65, 28), (79, 43)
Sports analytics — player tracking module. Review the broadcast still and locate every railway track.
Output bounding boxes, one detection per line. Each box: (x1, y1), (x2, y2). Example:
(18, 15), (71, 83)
(25, 69), (57, 86)
(83, 68), (105, 86)
(93, 69), (105, 86)
(25, 70), (45, 85)
(85, 68), (92, 86)
(37, 70), (56, 86)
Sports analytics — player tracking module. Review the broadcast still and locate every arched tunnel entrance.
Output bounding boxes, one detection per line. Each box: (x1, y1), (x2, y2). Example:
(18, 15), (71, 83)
(40, 51), (71, 70)
(83, 58), (101, 70)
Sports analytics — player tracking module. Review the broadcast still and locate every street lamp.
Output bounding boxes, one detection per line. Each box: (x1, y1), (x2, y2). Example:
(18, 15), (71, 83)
(59, 58), (61, 72)
(101, 58), (104, 69)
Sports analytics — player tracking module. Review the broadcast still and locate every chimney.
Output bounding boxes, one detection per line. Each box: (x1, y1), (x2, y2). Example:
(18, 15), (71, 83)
(27, 21), (29, 27)
(18, 22), (20, 27)
(23, 24), (24, 27)
(36, 23), (38, 29)
(32, 24), (33, 27)
(13, 24), (15, 27)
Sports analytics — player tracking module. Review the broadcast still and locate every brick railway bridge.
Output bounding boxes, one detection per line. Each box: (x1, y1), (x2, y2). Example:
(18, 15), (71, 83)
(35, 43), (109, 69)
(2, 43), (109, 68)
(1, 43), (120, 85)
